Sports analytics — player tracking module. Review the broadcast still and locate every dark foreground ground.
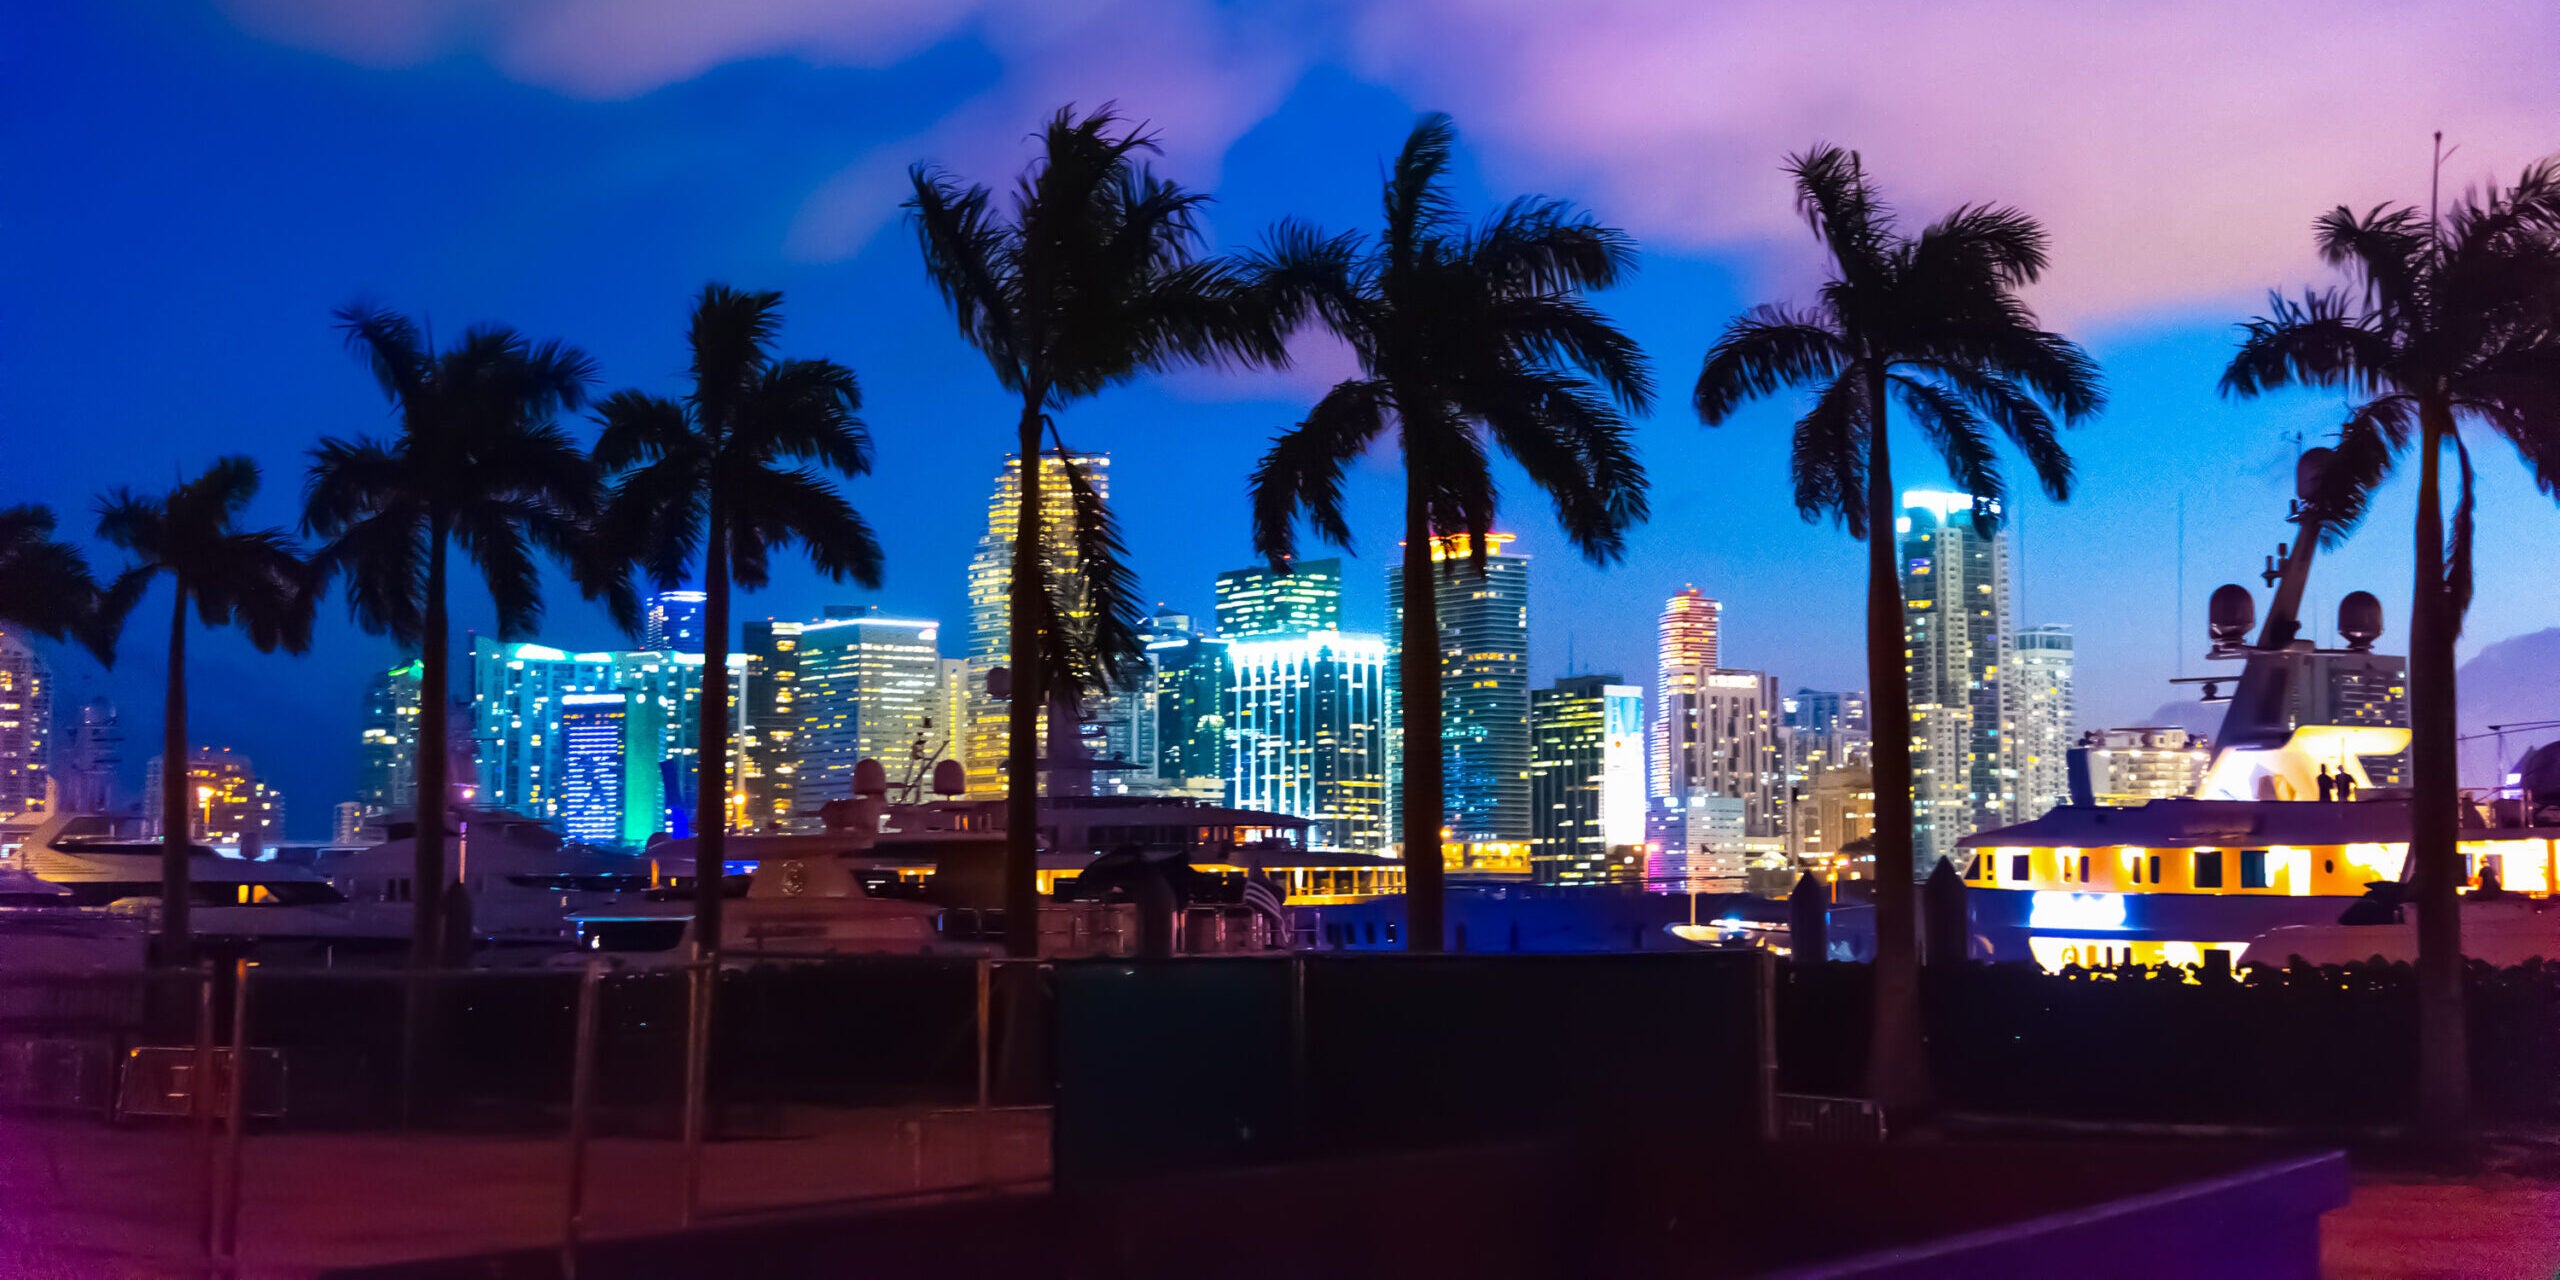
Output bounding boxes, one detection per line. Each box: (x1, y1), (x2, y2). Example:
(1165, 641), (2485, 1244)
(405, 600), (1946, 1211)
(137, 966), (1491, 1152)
(1, 1112), (2552, 1278)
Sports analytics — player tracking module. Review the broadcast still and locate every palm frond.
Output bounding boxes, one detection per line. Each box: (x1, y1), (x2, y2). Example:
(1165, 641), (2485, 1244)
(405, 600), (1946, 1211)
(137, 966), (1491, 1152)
(904, 166), (1022, 388)
(2302, 397), (2411, 547)
(1474, 370), (1648, 564)
(1251, 379), (1389, 566)
(1786, 145), (1892, 280)
(2447, 431), (2475, 628)
(1050, 442), (1144, 699)
(1791, 371), (1871, 537)
(729, 466), (884, 592)
(2222, 291), (2394, 398)
(333, 303), (430, 405)
(1890, 374), (2004, 525)
(1383, 113), (1462, 270)
(1695, 306), (1849, 423)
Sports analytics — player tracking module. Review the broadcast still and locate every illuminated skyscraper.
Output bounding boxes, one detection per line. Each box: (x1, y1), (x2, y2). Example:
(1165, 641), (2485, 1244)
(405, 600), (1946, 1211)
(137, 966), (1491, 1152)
(1900, 490), (2015, 872)
(1529, 675), (1646, 884)
(787, 612), (943, 806)
(642, 590), (708, 652)
(1144, 611), (1230, 800)
(1226, 631), (1388, 852)
(1386, 533), (1531, 846)
(557, 692), (664, 846)
(2005, 624), (2076, 822)
(1660, 668), (1783, 837)
(0, 628), (53, 815)
(1215, 558), (1342, 638)
(962, 453), (1107, 795)
(470, 639), (747, 834)
(356, 660), (421, 815)
(145, 747), (282, 845)
(62, 697), (122, 816)
(1652, 588), (1721, 800)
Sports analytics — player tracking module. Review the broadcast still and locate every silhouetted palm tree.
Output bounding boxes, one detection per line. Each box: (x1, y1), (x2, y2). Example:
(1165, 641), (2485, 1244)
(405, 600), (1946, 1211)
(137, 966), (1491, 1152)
(1248, 114), (1654, 951)
(305, 307), (604, 968)
(2223, 155), (2560, 1156)
(95, 458), (312, 963)
(1694, 146), (2101, 1119)
(906, 104), (1290, 957)
(592, 284), (881, 953)
(0, 505), (115, 664)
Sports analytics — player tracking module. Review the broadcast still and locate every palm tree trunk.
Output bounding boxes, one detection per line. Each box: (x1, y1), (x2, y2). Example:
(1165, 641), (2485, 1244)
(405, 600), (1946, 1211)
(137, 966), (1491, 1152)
(1862, 364), (1930, 1120)
(1397, 484), (1445, 952)
(158, 581), (190, 965)
(413, 521), (449, 969)
(1003, 404), (1046, 958)
(2410, 392), (2468, 1158)
(695, 494), (731, 957)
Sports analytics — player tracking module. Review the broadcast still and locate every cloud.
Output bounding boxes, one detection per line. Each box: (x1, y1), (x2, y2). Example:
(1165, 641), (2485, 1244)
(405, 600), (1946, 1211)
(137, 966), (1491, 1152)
(224, 0), (2560, 321)
(1347, 0), (2560, 321)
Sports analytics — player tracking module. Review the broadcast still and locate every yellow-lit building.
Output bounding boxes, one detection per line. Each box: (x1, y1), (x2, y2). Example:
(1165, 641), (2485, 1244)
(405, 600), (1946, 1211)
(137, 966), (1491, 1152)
(963, 453), (1105, 796)
(144, 747), (283, 846)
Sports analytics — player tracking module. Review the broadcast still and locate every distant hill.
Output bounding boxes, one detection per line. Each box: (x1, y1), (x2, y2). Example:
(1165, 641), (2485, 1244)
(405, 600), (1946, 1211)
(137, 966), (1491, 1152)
(2143, 627), (2560, 787)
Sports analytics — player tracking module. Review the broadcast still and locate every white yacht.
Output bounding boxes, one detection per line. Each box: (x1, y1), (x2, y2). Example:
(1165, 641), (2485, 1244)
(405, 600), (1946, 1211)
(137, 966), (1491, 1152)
(3, 811), (409, 954)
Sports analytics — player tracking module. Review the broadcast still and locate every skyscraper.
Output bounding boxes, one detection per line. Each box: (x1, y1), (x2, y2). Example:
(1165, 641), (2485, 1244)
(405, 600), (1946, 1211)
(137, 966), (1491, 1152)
(2005, 623), (2076, 822)
(642, 590), (708, 653)
(62, 697), (122, 815)
(1529, 675), (1646, 884)
(1215, 558), (1342, 638)
(962, 453), (1106, 795)
(1225, 630), (1388, 851)
(556, 692), (664, 846)
(1900, 490), (2016, 871)
(1780, 688), (1871, 856)
(1660, 668), (1783, 837)
(1652, 588), (1724, 805)
(781, 612), (943, 807)
(1386, 533), (1531, 847)
(357, 660), (421, 815)
(1143, 611), (1230, 801)
(146, 747), (283, 845)
(0, 628), (53, 815)
(470, 638), (747, 834)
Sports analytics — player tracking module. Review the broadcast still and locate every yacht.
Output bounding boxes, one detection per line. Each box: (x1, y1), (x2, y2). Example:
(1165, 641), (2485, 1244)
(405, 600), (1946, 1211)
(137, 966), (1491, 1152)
(325, 808), (662, 947)
(2, 811), (410, 955)
(1957, 448), (2559, 969)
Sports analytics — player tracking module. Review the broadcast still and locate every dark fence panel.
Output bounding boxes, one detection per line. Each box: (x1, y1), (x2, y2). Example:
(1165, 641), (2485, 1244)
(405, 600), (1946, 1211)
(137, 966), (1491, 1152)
(1051, 958), (1294, 1185)
(1780, 958), (2560, 1125)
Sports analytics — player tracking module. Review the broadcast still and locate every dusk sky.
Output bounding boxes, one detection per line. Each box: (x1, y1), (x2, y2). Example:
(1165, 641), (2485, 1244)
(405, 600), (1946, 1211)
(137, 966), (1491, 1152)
(7, 1), (2558, 833)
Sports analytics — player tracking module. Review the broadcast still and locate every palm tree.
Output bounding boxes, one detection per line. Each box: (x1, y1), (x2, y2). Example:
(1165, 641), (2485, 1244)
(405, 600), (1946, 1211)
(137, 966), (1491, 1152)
(1247, 114), (1654, 952)
(592, 284), (882, 954)
(94, 459), (312, 963)
(1693, 146), (2101, 1118)
(2222, 155), (2560, 1155)
(0, 505), (115, 664)
(906, 104), (1290, 957)
(305, 307), (604, 968)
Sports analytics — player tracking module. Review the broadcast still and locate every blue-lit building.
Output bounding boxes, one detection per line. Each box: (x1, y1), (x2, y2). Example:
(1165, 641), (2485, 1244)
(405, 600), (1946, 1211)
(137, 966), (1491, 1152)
(1386, 533), (1532, 848)
(1142, 610), (1230, 800)
(556, 692), (665, 847)
(1226, 630), (1388, 852)
(643, 589), (708, 653)
(470, 638), (747, 837)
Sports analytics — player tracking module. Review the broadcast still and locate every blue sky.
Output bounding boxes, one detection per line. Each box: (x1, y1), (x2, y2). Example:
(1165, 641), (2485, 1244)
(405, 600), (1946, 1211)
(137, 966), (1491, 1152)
(6, 1), (2556, 833)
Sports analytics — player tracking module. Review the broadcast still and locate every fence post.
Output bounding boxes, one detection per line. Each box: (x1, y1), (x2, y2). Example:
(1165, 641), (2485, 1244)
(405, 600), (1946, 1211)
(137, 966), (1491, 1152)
(219, 958), (251, 1273)
(974, 958), (992, 1187)
(562, 960), (602, 1277)
(678, 946), (708, 1228)
(1288, 953), (1309, 1154)
(1755, 951), (1779, 1143)
(192, 963), (216, 1272)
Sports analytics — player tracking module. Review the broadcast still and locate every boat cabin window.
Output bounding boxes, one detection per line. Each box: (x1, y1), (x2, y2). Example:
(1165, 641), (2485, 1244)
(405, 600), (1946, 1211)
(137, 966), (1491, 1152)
(2078, 854), (2091, 884)
(2240, 849), (2271, 890)
(2193, 851), (2224, 889)
(2149, 854), (2162, 885)
(2010, 853), (2030, 883)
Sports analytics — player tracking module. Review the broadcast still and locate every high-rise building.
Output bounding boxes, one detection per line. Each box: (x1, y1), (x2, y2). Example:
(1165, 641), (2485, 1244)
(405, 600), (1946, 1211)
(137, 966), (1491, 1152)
(62, 697), (121, 815)
(1900, 490), (2015, 872)
(556, 692), (665, 846)
(771, 612), (943, 809)
(470, 639), (747, 835)
(1647, 793), (1748, 892)
(1652, 589), (1722, 800)
(2070, 727), (2211, 806)
(1143, 611), (1230, 801)
(357, 660), (421, 816)
(1779, 688), (1870, 856)
(0, 628), (53, 815)
(962, 453), (1107, 795)
(2006, 624), (2076, 822)
(1225, 630), (1388, 851)
(1803, 764), (1877, 860)
(1660, 668), (1783, 837)
(1215, 558), (1342, 638)
(642, 590), (708, 653)
(1386, 533), (1531, 846)
(1529, 675), (1647, 885)
(145, 747), (283, 846)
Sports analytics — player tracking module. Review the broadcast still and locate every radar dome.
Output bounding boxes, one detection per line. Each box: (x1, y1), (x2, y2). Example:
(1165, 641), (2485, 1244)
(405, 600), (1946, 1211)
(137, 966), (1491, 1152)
(2338, 590), (2383, 650)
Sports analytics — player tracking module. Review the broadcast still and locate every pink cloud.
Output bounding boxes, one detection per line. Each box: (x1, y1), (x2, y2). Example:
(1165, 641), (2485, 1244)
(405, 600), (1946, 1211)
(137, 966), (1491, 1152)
(1348, 0), (2560, 320)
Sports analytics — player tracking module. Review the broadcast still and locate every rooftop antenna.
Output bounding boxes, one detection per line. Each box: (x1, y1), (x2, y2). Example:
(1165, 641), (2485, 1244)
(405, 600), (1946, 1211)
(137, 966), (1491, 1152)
(2175, 491), (2186, 679)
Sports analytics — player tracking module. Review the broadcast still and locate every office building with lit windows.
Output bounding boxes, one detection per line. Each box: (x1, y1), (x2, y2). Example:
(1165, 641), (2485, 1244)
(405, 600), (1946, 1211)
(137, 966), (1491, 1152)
(1900, 490), (2016, 872)
(1144, 610), (1230, 801)
(556, 692), (665, 846)
(145, 747), (283, 846)
(1529, 675), (1646, 884)
(1225, 630), (1388, 852)
(1652, 588), (1721, 801)
(962, 452), (1107, 795)
(1215, 558), (1342, 638)
(470, 638), (747, 835)
(642, 589), (708, 652)
(773, 611), (943, 810)
(1386, 533), (1531, 847)
(356, 660), (421, 816)
(0, 628), (53, 816)
(2006, 623), (2077, 822)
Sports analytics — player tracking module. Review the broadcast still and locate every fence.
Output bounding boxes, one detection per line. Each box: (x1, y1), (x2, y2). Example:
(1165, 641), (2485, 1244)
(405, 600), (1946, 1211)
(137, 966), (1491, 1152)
(0, 954), (1029, 1278)
(1779, 957), (2560, 1125)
